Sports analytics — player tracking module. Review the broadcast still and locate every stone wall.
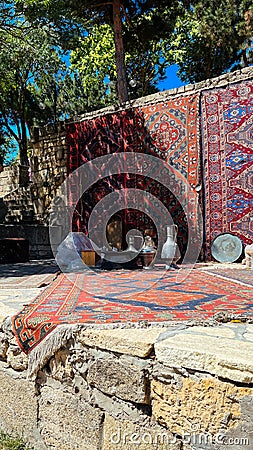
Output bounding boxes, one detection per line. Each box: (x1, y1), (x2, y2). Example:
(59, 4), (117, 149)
(0, 319), (252, 449)
(0, 127), (67, 226)
(74, 66), (253, 122)
(0, 127), (67, 259)
(0, 165), (29, 198)
(0, 224), (56, 259)
(0, 165), (33, 223)
(30, 124), (67, 223)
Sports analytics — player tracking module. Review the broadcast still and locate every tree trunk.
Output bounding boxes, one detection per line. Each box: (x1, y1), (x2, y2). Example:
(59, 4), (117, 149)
(113, 0), (129, 104)
(20, 118), (29, 166)
(242, 48), (249, 67)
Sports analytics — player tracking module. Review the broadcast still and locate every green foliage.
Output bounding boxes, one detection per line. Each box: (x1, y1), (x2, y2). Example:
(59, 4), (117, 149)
(0, 22), (65, 122)
(18, 0), (181, 103)
(0, 430), (36, 450)
(0, 20), (64, 164)
(18, 0), (253, 95)
(166, 0), (253, 83)
(0, 5), (90, 164)
(71, 24), (117, 109)
(0, 0), (249, 165)
(70, 21), (166, 106)
(0, 131), (17, 166)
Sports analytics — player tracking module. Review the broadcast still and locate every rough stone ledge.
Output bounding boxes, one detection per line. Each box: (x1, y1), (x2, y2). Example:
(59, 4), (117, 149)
(0, 318), (253, 449)
(155, 324), (253, 384)
(78, 327), (167, 358)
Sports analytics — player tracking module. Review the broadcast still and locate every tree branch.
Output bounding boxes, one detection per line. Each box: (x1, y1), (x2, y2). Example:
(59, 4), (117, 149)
(121, 4), (135, 29)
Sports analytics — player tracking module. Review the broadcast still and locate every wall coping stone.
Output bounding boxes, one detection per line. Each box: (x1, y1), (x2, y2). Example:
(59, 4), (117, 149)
(1, 318), (253, 448)
(32, 66), (253, 135)
(68, 66), (253, 123)
(78, 327), (167, 358)
(155, 323), (253, 384)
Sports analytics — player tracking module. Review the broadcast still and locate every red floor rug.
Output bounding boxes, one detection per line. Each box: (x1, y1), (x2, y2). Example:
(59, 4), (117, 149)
(201, 80), (253, 256)
(12, 269), (253, 354)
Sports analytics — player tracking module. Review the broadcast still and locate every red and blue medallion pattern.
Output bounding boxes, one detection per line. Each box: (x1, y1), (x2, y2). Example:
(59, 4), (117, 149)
(12, 269), (253, 354)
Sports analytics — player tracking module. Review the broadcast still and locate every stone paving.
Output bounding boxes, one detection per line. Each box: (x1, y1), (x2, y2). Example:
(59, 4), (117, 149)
(0, 260), (58, 322)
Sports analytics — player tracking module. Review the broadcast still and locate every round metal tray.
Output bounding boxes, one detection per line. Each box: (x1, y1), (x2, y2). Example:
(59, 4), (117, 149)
(211, 233), (243, 263)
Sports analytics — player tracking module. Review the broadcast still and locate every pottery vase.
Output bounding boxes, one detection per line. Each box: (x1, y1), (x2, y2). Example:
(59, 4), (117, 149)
(161, 225), (180, 267)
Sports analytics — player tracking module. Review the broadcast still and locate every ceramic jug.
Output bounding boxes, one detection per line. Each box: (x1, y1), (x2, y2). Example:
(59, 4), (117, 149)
(161, 225), (180, 264)
(139, 235), (156, 269)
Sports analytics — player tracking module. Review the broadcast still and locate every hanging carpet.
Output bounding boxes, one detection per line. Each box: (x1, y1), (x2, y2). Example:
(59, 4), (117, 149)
(66, 94), (200, 256)
(201, 80), (253, 256)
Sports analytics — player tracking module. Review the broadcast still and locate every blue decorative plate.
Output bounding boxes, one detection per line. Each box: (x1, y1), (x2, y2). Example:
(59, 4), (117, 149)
(211, 233), (243, 263)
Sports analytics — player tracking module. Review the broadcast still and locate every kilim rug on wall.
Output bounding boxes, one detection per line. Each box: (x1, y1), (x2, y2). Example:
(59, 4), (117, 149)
(66, 94), (200, 256)
(138, 96), (200, 187)
(201, 80), (253, 257)
(12, 269), (253, 354)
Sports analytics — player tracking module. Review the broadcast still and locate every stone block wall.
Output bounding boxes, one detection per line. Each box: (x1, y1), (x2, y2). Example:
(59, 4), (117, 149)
(0, 165), (29, 198)
(0, 165), (33, 223)
(30, 124), (67, 223)
(0, 224), (56, 259)
(0, 319), (253, 449)
(0, 127), (67, 258)
(0, 167), (12, 198)
(0, 127), (67, 227)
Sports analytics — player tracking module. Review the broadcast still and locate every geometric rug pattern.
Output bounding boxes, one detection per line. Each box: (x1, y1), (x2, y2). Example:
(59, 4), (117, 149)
(12, 269), (253, 354)
(201, 80), (253, 256)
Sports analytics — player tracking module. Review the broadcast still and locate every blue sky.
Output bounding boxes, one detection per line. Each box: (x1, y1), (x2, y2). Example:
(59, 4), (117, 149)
(158, 64), (186, 91)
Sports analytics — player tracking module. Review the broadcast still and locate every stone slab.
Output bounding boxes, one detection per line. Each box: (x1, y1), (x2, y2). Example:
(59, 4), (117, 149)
(151, 377), (253, 437)
(0, 303), (17, 323)
(6, 339), (28, 371)
(78, 327), (165, 357)
(39, 385), (103, 450)
(102, 413), (181, 450)
(92, 388), (144, 422)
(155, 325), (253, 383)
(0, 288), (42, 318)
(0, 364), (46, 450)
(87, 355), (149, 404)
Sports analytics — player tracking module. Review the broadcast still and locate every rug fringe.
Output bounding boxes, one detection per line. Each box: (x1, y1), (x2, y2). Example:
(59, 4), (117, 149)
(26, 321), (178, 379)
(27, 324), (78, 380)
